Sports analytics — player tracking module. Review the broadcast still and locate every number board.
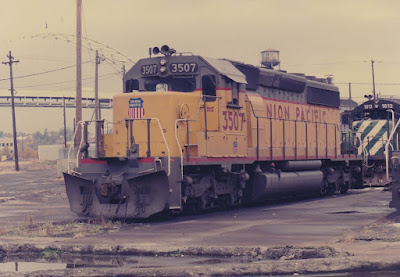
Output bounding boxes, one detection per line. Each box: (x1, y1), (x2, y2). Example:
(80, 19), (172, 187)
(363, 102), (394, 110)
(141, 64), (158, 76)
(170, 63), (198, 74)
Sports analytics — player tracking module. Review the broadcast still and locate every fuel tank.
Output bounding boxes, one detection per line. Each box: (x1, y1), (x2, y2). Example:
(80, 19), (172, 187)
(251, 170), (323, 201)
(280, 160), (322, 172)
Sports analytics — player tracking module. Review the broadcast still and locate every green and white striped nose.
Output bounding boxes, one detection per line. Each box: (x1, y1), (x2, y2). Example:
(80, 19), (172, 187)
(353, 119), (391, 156)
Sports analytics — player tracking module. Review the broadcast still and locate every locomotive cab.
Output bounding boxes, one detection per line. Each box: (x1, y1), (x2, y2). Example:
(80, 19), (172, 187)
(103, 53), (249, 160)
(64, 49), (250, 218)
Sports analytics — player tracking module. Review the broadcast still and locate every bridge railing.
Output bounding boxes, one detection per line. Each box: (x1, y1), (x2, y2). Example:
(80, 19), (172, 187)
(0, 96), (113, 109)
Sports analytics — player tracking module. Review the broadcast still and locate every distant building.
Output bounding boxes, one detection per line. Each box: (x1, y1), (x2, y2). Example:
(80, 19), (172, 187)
(0, 137), (14, 153)
(340, 98), (358, 113)
(0, 137), (14, 161)
(38, 145), (64, 161)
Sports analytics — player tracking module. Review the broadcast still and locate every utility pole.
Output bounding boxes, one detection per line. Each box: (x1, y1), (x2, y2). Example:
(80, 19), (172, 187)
(63, 96), (67, 148)
(348, 82), (353, 110)
(94, 50), (100, 122)
(122, 64), (126, 92)
(94, 50), (100, 157)
(371, 60), (376, 101)
(75, 0), (82, 149)
(2, 51), (19, 171)
(21, 133), (24, 161)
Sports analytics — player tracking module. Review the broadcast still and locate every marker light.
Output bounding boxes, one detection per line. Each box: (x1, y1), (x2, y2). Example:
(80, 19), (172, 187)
(160, 58), (167, 65)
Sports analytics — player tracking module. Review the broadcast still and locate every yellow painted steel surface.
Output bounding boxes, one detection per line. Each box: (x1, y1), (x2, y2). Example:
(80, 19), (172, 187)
(104, 88), (340, 161)
(245, 93), (340, 160)
(105, 91), (201, 158)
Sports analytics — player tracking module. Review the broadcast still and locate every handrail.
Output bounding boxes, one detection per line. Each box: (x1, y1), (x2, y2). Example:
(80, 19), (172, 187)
(175, 95), (221, 179)
(245, 99), (339, 160)
(68, 117), (171, 176)
(126, 117), (171, 176)
(67, 121), (83, 173)
(387, 109), (398, 151)
(154, 118), (171, 176)
(386, 117), (400, 182)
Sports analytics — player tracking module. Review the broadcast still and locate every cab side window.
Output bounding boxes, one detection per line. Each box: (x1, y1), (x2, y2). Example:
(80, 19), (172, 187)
(125, 79), (139, 92)
(202, 75), (216, 102)
(231, 81), (239, 105)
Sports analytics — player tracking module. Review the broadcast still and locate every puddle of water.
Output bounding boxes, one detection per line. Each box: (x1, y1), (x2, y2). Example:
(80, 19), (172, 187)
(292, 271), (400, 277)
(327, 211), (364, 214)
(2, 261), (400, 276)
(0, 256), (230, 273)
(0, 262), (66, 273)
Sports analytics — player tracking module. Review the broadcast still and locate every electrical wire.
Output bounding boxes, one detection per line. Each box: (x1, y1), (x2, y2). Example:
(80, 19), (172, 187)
(14, 73), (117, 89)
(336, 82), (400, 85)
(82, 5), (93, 61)
(282, 60), (366, 66)
(40, 73), (118, 92)
(19, 56), (75, 62)
(0, 61), (92, 82)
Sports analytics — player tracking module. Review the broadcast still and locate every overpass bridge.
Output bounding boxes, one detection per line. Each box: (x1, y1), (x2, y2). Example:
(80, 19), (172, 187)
(0, 96), (113, 109)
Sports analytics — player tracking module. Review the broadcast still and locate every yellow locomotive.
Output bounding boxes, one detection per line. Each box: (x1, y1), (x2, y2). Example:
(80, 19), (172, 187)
(63, 46), (362, 218)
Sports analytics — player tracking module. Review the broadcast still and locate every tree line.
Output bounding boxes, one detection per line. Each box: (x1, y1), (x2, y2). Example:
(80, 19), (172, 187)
(0, 128), (73, 160)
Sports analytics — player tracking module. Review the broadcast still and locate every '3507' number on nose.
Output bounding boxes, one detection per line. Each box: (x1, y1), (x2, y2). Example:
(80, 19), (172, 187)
(222, 111), (245, 131)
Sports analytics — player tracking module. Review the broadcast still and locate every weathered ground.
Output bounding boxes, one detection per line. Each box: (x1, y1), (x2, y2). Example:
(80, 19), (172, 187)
(1, 160), (400, 276)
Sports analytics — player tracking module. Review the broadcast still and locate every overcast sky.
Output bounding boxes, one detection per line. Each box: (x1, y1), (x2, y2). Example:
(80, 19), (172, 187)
(1, 0), (400, 133)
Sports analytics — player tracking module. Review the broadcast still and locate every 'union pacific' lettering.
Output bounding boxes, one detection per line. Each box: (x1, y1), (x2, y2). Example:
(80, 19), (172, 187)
(295, 107), (326, 123)
(266, 103), (290, 120)
(266, 102), (328, 123)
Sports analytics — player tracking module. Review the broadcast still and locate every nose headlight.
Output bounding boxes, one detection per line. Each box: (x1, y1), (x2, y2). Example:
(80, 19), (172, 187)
(160, 58), (167, 66)
(160, 66), (167, 73)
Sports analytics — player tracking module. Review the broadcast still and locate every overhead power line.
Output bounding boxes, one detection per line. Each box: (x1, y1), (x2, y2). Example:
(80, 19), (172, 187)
(282, 61), (365, 66)
(282, 60), (400, 67)
(19, 55), (75, 62)
(336, 82), (400, 85)
(0, 61), (92, 82)
(26, 32), (135, 74)
(12, 72), (117, 89)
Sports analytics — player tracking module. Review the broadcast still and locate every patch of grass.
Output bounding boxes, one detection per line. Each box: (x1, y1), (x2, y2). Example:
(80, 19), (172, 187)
(1, 218), (124, 238)
(41, 248), (62, 260)
(337, 233), (357, 243)
(0, 160), (57, 175)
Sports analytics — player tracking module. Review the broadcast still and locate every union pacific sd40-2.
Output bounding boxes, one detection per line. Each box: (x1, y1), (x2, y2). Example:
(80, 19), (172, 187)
(63, 47), (363, 219)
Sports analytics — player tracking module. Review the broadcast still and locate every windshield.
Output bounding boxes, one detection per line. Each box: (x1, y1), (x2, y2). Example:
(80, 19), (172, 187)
(144, 76), (196, 92)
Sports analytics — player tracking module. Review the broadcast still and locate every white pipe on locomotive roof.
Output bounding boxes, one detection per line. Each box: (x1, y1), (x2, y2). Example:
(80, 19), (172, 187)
(385, 115), (400, 182)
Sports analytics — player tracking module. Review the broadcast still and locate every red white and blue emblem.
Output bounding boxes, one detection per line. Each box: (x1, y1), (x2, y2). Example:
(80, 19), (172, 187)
(128, 98), (145, 119)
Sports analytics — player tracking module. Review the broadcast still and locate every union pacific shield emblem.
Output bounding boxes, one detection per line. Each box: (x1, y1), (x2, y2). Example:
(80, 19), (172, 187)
(128, 98), (145, 119)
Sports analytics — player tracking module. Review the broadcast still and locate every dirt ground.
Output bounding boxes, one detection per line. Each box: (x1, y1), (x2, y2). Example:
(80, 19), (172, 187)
(1, 160), (400, 276)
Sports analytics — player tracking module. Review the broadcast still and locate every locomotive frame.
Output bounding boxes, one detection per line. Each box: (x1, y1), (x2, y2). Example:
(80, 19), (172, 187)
(63, 47), (366, 219)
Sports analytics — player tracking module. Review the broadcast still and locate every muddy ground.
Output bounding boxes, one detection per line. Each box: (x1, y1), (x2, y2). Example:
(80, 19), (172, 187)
(0, 160), (400, 276)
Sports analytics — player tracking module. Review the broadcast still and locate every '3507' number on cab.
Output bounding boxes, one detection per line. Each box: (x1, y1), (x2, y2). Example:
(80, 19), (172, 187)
(170, 63), (198, 73)
(222, 111), (245, 131)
